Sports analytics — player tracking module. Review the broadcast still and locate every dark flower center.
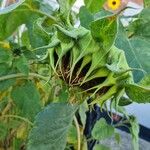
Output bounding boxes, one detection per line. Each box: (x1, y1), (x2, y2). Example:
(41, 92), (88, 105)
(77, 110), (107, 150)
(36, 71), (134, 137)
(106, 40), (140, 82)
(112, 1), (116, 5)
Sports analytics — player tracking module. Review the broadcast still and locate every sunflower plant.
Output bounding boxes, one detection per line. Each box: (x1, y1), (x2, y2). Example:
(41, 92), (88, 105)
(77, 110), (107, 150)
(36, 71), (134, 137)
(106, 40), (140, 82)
(0, 0), (150, 150)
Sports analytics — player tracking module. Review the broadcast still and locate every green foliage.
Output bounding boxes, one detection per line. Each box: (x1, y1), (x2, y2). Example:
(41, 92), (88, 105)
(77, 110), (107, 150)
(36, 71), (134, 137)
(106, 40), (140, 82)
(79, 101), (88, 127)
(26, 17), (51, 48)
(125, 84), (150, 103)
(0, 122), (8, 140)
(0, 77), (15, 91)
(116, 8), (150, 82)
(92, 118), (114, 140)
(93, 144), (110, 150)
(118, 97), (132, 106)
(14, 55), (29, 75)
(11, 81), (42, 121)
(0, 0), (35, 40)
(57, 0), (76, 15)
(79, 6), (94, 29)
(0, 50), (15, 91)
(84, 0), (105, 13)
(0, 0), (55, 42)
(139, 75), (150, 87)
(0, 47), (12, 63)
(27, 103), (77, 150)
(91, 17), (118, 50)
(0, 0), (150, 149)
(129, 116), (140, 150)
(67, 125), (77, 145)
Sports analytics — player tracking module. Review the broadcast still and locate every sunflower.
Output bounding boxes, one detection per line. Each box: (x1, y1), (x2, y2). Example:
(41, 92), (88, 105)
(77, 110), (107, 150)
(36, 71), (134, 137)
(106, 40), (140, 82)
(107, 0), (121, 11)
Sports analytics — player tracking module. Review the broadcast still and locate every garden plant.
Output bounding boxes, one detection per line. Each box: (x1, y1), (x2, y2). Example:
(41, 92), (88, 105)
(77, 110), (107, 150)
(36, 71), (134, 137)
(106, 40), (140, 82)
(0, 0), (150, 150)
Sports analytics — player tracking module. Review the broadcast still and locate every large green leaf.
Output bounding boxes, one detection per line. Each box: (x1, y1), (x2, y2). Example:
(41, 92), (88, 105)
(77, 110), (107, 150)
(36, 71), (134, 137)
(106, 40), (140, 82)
(91, 17), (118, 50)
(0, 0), (55, 41)
(84, 0), (105, 13)
(0, 1), (37, 40)
(0, 48), (12, 63)
(106, 46), (131, 74)
(67, 125), (77, 145)
(11, 81), (42, 121)
(82, 17), (118, 81)
(57, 0), (75, 18)
(93, 144), (110, 150)
(14, 55), (29, 75)
(37, 0), (54, 15)
(129, 9), (150, 38)
(79, 101), (88, 127)
(116, 9), (150, 82)
(0, 64), (9, 75)
(92, 118), (114, 140)
(0, 78), (15, 91)
(55, 25), (88, 39)
(129, 116), (139, 150)
(27, 103), (77, 150)
(125, 83), (150, 103)
(26, 17), (51, 48)
(118, 97), (132, 106)
(129, 37), (150, 73)
(79, 7), (113, 30)
(139, 75), (150, 88)
(94, 10), (113, 21)
(0, 122), (8, 140)
(79, 6), (94, 29)
(0, 64), (15, 91)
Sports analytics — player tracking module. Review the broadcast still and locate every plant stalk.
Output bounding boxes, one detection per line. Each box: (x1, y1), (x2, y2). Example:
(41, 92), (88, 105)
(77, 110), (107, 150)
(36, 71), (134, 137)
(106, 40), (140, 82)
(0, 73), (49, 82)
(0, 114), (33, 126)
(74, 116), (81, 150)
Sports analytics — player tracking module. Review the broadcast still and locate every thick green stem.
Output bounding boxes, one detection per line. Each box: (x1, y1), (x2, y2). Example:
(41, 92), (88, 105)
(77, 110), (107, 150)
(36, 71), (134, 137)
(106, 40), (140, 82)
(0, 114), (33, 126)
(22, 3), (57, 23)
(0, 73), (49, 82)
(74, 116), (81, 150)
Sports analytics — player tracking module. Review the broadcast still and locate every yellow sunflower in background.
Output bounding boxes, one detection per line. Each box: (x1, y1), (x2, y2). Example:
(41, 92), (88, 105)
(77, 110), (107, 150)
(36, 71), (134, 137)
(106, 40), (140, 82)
(107, 0), (121, 10)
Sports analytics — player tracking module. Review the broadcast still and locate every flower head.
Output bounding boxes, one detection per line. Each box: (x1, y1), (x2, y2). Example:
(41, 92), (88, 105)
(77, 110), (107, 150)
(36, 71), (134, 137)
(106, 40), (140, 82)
(107, 0), (121, 10)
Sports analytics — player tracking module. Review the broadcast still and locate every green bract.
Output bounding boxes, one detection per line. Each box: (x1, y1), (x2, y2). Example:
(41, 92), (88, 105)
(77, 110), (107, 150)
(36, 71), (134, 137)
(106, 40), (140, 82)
(48, 22), (133, 106)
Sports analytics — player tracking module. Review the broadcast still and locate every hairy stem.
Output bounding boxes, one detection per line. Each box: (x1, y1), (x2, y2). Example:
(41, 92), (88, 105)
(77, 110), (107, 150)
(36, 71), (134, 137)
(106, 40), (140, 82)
(22, 3), (57, 23)
(0, 73), (49, 82)
(0, 114), (33, 126)
(74, 116), (81, 150)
